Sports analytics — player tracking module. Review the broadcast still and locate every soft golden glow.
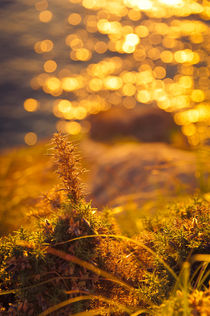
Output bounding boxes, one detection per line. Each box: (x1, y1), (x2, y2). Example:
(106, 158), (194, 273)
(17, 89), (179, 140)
(35, 0), (48, 11)
(71, 48), (92, 61)
(122, 33), (140, 53)
(174, 49), (197, 64)
(34, 40), (54, 53)
(24, 98), (39, 112)
(73, 107), (87, 119)
(123, 97), (136, 109)
(29, 0), (210, 145)
(125, 33), (139, 46)
(62, 77), (83, 91)
(191, 90), (205, 103)
(136, 70), (154, 85)
(160, 50), (173, 63)
(43, 60), (57, 73)
(137, 90), (151, 103)
(178, 76), (193, 89)
(153, 66), (166, 79)
(89, 78), (103, 91)
(197, 104), (210, 121)
(128, 9), (141, 21)
(40, 40), (53, 52)
(39, 10), (53, 23)
(68, 13), (82, 25)
(104, 76), (123, 90)
(85, 15), (98, 32)
(158, 0), (183, 7)
(57, 100), (72, 114)
(69, 0), (81, 3)
(148, 47), (160, 60)
(121, 72), (136, 84)
(181, 124), (196, 136)
(45, 77), (61, 95)
(24, 132), (38, 146)
(122, 83), (136, 96)
(82, 0), (98, 9)
(94, 41), (107, 54)
(65, 121), (82, 135)
(97, 19), (111, 34)
(135, 25), (149, 38)
(124, 0), (152, 11)
(36, 73), (50, 86)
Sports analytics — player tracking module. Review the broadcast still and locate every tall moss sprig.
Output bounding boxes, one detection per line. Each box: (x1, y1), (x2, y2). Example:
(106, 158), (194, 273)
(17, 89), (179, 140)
(51, 133), (85, 204)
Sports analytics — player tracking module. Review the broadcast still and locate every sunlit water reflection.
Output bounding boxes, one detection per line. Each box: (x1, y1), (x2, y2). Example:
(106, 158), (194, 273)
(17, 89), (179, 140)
(0, 0), (209, 148)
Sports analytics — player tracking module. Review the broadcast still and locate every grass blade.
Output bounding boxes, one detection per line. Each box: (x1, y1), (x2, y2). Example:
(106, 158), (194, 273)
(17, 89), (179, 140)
(46, 246), (134, 293)
(47, 247), (152, 305)
(190, 262), (205, 285)
(196, 263), (209, 290)
(191, 254), (210, 263)
(15, 239), (152, 306)
(70, 308), (112, 316)
(53, 234), (179, 284)
(0, 277), (63, 296)
(130, 309), (149, 315)
(39, 293), (133, 316)
(182, 262), (190, 316)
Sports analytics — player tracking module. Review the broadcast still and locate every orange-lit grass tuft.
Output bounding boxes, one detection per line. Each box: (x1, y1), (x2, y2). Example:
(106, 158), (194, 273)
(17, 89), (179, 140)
(52, 234), (179, 283)
(46, 246), (134, 292)
(0, 135), (209, 315)
(51, 133), (86, 203)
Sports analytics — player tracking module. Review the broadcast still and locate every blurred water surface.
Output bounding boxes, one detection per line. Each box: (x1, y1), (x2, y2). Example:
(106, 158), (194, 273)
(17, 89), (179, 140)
(0, 0), (209, 148)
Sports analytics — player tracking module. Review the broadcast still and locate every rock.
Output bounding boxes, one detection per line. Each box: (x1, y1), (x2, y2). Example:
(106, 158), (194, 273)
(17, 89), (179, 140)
(87, 106), (182, 143)
(82, 141), (198, 208)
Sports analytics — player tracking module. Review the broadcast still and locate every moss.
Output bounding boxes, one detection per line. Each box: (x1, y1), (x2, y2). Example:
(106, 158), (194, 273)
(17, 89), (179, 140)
(0, 200), (115, 315)
(0, 134), (209, 315)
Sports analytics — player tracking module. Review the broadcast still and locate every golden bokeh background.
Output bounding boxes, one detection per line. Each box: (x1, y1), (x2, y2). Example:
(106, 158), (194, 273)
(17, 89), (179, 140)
(21, 0), (210, 146)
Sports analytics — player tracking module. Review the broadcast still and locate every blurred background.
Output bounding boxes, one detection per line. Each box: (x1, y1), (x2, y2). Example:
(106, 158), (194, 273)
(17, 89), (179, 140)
(0, 0), (210, 148)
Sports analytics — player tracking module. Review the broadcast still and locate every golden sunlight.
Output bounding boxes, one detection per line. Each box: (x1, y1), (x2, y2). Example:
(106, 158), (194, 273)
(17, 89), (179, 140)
(18, 0), (210, 146)
(124, 0), (153, 11)
(158, 0), (184, 7)
(24, 98), (39, 112)
(24, 132), (38, 146)
(39, 10), (53, 23)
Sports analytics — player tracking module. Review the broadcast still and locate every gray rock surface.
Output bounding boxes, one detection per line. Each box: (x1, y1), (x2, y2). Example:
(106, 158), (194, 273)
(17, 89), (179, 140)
(81, 140), (198, 208)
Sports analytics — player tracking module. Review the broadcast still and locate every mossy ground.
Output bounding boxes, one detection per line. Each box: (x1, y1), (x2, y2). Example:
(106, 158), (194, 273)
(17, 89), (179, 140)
(0, 194), (209, 315)
(0, 135), (209, 315)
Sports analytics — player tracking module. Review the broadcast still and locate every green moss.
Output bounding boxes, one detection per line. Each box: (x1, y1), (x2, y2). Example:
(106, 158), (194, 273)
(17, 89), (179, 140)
(0, 199), (115, 315)
(0, 197), (209, 314)
(0, 135), (209, 315)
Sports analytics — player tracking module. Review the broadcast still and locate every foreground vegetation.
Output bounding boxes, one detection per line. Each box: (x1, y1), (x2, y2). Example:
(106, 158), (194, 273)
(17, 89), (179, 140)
(0, 134), (209, 315)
